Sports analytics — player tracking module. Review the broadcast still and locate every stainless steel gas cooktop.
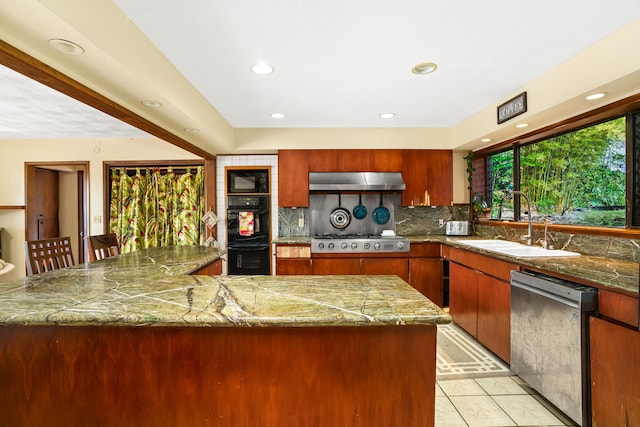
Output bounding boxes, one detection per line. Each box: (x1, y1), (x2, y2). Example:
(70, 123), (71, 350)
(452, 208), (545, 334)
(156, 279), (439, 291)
(311, 234), (410, 253)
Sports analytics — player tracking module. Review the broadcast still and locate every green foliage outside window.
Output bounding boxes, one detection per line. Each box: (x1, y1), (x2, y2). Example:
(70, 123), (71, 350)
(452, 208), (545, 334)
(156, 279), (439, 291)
(487, 117), (626, 227)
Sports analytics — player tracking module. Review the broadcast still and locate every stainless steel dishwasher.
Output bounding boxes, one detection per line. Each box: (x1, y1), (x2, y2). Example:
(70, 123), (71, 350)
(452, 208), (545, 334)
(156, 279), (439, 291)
(510, 270), (597, 427)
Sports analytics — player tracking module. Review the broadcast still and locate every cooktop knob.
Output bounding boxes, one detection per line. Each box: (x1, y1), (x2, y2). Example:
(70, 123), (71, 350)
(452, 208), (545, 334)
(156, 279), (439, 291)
(318, 242), (325, 249)
(373, 242), (381, 250)
(328, 243), (335, 250)
(351, 242), (358, 249)
(341, 242), (348, 249)
(396, 241), (405, 249)
(363, 242), (371, 249)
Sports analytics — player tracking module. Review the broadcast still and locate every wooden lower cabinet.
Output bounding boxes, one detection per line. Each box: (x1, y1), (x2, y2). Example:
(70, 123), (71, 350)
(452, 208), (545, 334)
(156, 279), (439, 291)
(0, 324), (438, 427)
(448, 251), (514, 363)
(312, 258), (361, 275)
(277, 242), (446, 308)
(361, 258), (409, 282)
(449, 262), (478, 338)
(277, 259), (312, 275)
(275, 244), (312, 275)
(597, 289), (639, 328)
(409, 258), (444, 307)
(408, 243), (444, 307)
(190, 259), (223, 275)
(590, 316), (640, 426)
(476, 273), (510, 363)
(311, 256), (409, 282)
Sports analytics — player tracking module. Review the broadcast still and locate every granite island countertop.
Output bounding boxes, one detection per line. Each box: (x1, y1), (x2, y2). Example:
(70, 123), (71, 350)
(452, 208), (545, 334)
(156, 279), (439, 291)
(0, 245), (450, 328)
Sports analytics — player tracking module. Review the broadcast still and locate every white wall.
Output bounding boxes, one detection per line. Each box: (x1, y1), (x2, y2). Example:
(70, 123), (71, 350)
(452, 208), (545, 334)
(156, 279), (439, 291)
(0, 136), (200, 278)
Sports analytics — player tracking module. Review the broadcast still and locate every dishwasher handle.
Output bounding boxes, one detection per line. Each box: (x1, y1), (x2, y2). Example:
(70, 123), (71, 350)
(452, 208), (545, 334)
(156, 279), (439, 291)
(511, 279), (581, 309)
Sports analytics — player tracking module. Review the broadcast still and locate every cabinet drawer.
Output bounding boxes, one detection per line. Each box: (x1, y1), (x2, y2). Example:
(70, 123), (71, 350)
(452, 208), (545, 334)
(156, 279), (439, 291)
(598, 289), (639, 328)
(275, 245), (311, 259)
(449, 247), (518, 282)
(409, 243), (440, 257)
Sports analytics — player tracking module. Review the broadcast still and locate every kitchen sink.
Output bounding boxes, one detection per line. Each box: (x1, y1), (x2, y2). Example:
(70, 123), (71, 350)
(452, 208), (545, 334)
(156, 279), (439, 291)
(457, 239), (522, 248)
(457, 239), (580, 258)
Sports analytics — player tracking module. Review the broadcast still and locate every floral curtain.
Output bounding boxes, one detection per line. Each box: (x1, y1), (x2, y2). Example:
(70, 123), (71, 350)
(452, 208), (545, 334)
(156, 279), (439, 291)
(109, 166), (205, 253)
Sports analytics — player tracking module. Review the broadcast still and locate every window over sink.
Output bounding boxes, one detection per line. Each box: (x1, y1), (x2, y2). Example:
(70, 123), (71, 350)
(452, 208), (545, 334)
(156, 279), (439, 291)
(478, 105), (640, 229)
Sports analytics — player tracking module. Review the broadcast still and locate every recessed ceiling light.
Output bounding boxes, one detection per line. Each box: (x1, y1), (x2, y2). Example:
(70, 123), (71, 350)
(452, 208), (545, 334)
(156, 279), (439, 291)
(271, 113), (286, 119)
(586, 92), (607, 101)
(516, 123), (529, 128)
(411, 62), (438, 75)
(380, 113), (396, 119)
(48, 38), (84, 56)
(251, 63), (274, 75)
(141, 99), (162, 108)
(481, 138), (491, 143)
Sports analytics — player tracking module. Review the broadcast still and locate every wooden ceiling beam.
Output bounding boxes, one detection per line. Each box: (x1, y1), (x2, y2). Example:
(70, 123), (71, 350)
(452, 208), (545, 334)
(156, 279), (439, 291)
(0, 40), (215, 160)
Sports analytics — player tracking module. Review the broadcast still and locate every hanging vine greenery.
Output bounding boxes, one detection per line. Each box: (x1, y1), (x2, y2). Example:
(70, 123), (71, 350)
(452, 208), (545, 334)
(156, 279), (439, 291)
(463, 150), (475, 190)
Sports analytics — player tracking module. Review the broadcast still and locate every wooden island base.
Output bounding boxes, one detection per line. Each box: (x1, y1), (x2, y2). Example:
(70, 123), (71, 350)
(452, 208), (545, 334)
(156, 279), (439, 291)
(1, 324), (436, 427)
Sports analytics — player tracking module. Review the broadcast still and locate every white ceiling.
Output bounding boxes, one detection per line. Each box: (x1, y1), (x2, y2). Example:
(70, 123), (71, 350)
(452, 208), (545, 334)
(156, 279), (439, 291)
(0, 64), (148, 139)
(113, 0), (640, 128)
(1, 0), (640, 142)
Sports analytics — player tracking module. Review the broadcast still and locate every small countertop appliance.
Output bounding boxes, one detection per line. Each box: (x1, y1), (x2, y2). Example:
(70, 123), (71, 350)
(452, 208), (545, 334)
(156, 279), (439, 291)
(445, 221), (470, 236)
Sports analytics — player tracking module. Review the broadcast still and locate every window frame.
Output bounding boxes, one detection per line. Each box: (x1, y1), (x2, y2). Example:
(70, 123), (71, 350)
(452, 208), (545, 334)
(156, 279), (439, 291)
(472, 93), (640, 238)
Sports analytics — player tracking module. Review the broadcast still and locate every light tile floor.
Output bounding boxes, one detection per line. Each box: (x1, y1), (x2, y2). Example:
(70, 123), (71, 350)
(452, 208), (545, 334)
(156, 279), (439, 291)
(435, 376), (578, 427)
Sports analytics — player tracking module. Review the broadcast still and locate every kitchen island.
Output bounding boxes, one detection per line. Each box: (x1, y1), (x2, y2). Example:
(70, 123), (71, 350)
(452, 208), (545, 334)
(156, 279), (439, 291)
(0, 246), (449, 427)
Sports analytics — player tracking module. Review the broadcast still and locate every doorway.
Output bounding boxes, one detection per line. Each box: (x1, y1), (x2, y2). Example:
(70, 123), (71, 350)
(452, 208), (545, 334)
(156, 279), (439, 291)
(25, 162), (89, 264)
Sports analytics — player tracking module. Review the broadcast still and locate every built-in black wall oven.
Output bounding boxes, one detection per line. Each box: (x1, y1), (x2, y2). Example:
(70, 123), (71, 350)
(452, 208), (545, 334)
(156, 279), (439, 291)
(227, 195), (270, 275)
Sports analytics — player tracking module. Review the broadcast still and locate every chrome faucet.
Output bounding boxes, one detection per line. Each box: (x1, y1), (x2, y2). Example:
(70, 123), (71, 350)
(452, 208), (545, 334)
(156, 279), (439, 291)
(538, 218), (554, 249)
(508, 190), (533, 245)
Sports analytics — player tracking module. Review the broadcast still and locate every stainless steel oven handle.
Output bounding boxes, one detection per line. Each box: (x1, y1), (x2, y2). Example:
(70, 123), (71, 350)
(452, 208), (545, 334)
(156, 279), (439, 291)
(511, 280), (580, 309)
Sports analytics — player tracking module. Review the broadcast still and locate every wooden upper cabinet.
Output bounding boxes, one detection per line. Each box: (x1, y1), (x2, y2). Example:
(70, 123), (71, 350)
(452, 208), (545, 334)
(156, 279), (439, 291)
(278, 150), (309, 207)
(279, 149), (453, 208)
(401, 149), (452, 206)
(371, 149), (403, 172)
(426, 150), (453, 206)
(338, 149), (373, 171)
(401, 150), (428, 206)
(308, 150), (338, 171)
(308, 150), (373, 171)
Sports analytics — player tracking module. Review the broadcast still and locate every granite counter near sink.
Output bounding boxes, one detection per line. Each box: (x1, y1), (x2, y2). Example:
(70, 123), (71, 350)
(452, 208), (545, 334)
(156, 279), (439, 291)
(0, 245), (448, 427)
(407, 235), (639, 296)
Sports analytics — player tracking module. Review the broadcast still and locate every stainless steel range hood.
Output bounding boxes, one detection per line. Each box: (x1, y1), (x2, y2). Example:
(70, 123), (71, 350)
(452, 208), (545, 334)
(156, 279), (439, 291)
(309, 172), (406, 191)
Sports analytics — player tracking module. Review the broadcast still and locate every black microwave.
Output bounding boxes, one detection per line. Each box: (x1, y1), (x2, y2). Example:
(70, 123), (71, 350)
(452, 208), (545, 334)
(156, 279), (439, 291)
(227, 168), (269, 194)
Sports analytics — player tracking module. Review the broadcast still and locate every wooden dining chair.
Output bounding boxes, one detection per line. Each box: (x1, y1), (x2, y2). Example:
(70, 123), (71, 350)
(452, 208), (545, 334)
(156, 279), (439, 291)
(87, 233), (120, 261)
(24, 236), (75, 276)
